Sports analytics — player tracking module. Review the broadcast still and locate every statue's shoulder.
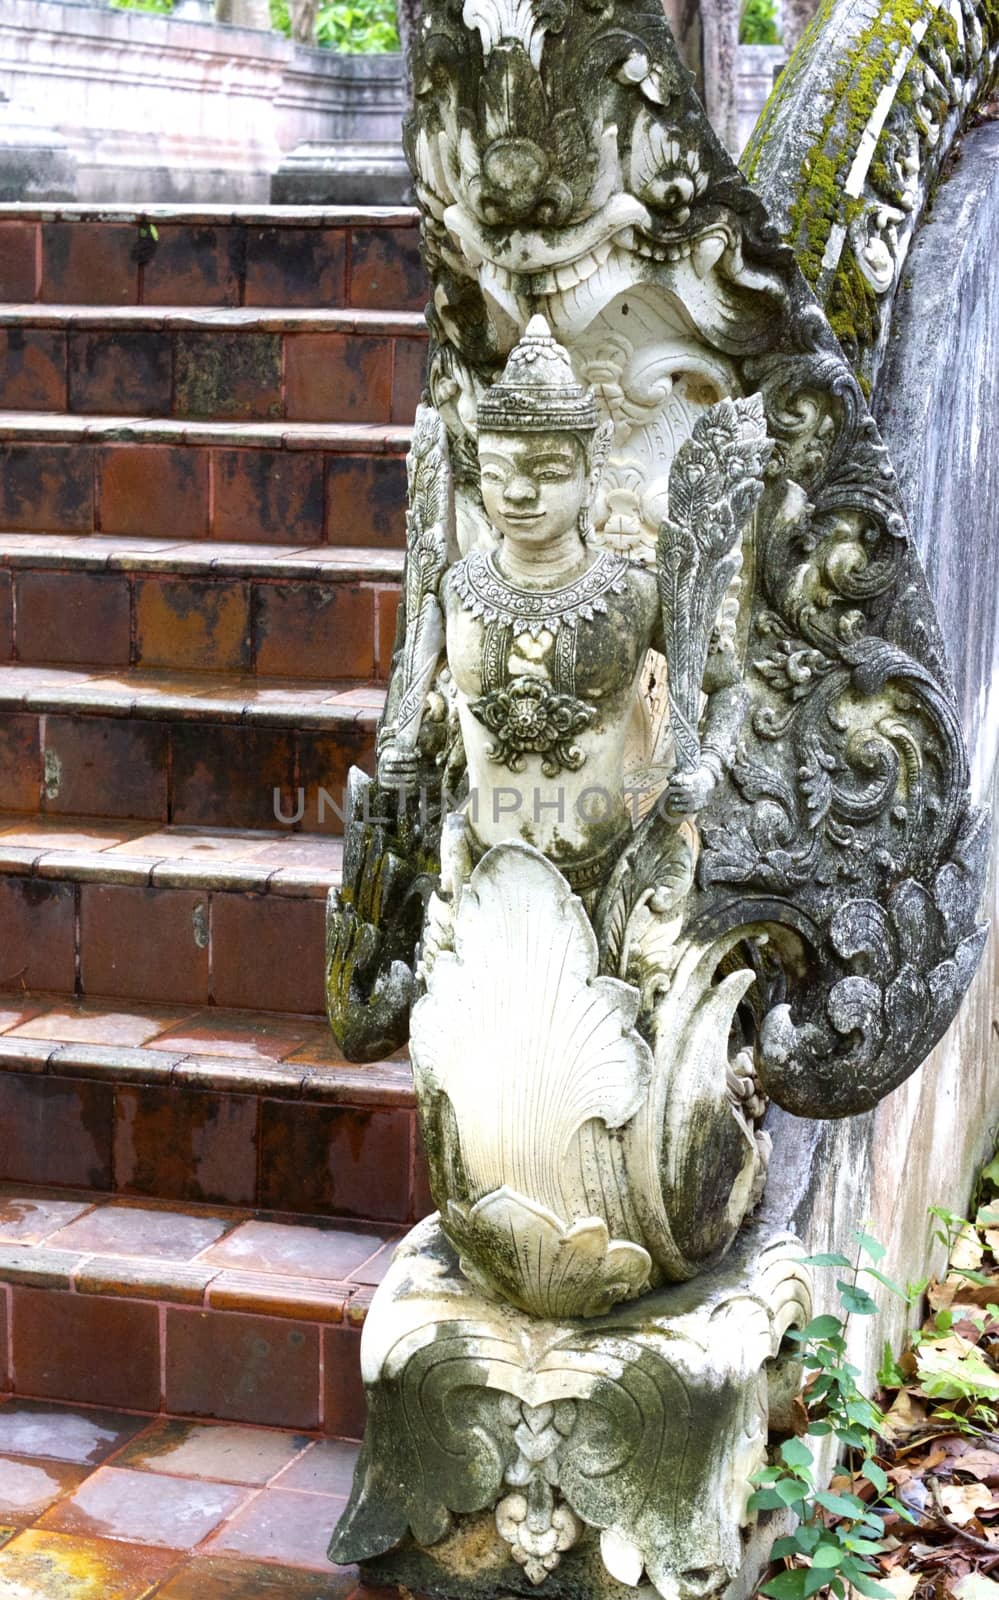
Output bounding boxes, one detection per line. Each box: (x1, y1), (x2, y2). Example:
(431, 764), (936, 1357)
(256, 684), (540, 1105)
(618, 556), (659, 613)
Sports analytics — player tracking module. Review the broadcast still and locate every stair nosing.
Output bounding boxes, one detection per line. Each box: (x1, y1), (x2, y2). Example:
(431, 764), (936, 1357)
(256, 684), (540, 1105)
(0, 203), (420, 226)
(0, 411), (412, 452)
(0, 305), (428, 336)
(0, 533), (405, 582)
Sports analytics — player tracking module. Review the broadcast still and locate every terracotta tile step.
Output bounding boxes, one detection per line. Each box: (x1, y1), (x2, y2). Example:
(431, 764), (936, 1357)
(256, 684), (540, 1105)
(0, 663), (380, 830)
(0, 1186), (387, 1434)
(0, 996), (425, 1222)
(0, 309), (427, 426)
(0, 205), (425, 312)
(0, 1398), (364, 1588)
(0, 536), (401, 681)
(0, 416), (409, 548)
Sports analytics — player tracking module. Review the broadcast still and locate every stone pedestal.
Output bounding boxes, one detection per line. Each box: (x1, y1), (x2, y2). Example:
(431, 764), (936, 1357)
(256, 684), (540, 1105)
(270, 138), (412, 204)
(331, 1219), (811, 1600)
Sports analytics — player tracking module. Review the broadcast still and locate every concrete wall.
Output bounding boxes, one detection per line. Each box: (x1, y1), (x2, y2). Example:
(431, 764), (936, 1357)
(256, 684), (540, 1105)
(764, 121), (999, 1387)
(0, 0), (406, 202)
(737, 44), (785, 155)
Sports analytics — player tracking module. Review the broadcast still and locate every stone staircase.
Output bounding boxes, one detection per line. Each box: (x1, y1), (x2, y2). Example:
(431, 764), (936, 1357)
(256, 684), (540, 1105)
(0, 204), (430, 1443)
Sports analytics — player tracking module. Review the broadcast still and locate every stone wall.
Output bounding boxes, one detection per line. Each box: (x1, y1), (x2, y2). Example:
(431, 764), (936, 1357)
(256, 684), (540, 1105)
(764, 119), (999, 1391)
(0, 0), (406, 202)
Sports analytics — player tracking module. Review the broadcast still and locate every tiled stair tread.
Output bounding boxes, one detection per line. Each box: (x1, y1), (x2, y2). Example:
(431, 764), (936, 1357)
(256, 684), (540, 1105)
(0, 305), (427, 335)
(0, 1401), (362, 1586)
(0, 532), (404, 581)
(0, 411), (412, 451)
(0, 201), (419, 224)
(0, 992), (414, 1105)
(0, 662), (384, 723)
(0, 1185), (399, 1320)
(0, 815), (347, 894)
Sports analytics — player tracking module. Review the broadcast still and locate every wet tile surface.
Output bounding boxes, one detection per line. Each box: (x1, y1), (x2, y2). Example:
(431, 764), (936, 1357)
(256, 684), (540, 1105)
(47, 1201), (234, 1261)
(0, 1192), (95, 1245)
(200, 1218), (394, 1280)
(0, 1401), (363, 1596)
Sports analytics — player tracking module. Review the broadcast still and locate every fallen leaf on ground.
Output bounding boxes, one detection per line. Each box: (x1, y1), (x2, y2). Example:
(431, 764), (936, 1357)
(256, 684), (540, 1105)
(938, 1484), (998, 1525)
(952, 1573), (999, 1600)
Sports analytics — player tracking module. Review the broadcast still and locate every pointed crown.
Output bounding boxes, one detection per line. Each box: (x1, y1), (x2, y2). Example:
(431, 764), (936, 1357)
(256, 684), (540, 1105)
(477, 315), (599, 434)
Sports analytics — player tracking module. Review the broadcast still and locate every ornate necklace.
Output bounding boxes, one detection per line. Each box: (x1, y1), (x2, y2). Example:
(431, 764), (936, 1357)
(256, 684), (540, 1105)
(450, 548), (629, 639)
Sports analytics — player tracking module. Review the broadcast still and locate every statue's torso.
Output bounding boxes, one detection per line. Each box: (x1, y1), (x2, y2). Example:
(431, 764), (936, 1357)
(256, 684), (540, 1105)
(443, 549), (660, 878)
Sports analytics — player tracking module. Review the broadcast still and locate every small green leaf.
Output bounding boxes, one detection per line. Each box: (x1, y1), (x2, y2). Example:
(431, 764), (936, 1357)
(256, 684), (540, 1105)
(815, 1490), (866, 1518)
(854, 1230), (886, 1262)
(811, 1544), (846, 1569)
(839, 1558), (890, 1598)
(803, 1252), (853, 1269)
(862, 1266), (907, 1298)
(770, 1537), (801, 1560)
(780, 1436), (814, 1472)
(860, 1459), (888, 1494)
(837, 1280), (879, 1316)
(761, 1569), (810, 1600)
(798, 1315), (845, 1341)
(775, 1478), (809, 1507)
(804, 1565), (831, 1597)
(747, 1487), (788, 1512)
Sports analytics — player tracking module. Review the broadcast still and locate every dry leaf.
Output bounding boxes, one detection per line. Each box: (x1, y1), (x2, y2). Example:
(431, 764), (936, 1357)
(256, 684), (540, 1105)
(882, 1387), (930, 1440)
(875, 1570), (920, 1600)
(947, 1449), (999, 1485)
(951, 1227), (986, 1273)
(916, 1337), (999, 1401)
(951, 1574), (999, 1600)
(938, 1484), (998, 1525)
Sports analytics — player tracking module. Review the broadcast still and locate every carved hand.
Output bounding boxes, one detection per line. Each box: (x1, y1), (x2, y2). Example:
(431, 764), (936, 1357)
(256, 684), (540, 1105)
(378, 743), (423, 791)
(662, 761), (718, 816)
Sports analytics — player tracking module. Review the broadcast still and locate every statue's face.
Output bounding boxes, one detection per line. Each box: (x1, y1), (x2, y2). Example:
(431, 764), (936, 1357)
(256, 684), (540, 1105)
(478, 431), (588, 547)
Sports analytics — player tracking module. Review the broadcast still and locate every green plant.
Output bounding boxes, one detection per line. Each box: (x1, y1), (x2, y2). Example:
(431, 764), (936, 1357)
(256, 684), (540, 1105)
(739, 0), (781, 45)
(270, 0), (399, 50)
(110, 0), (174, 11)
(751, 1231), (914, 1600)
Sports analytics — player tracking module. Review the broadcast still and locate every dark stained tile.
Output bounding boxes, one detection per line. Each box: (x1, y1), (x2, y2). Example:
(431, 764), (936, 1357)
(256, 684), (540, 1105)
(295, 726), (376, 839)
(0, 1528), (178, 1598)
(141, 225), (242, 307)
(164, 1308), (321, 1429)
(0, 1074), (112, 1189)
(284, 334), (392, 425)
(390, 337), (427, 424)
(174, 332), (282, 421)
(48, 1201), (231, 1261)
(204, 1487), (346, 1570)
(244, 226), (347, 309)
(0, 221), (38, 301)
(41, 715), (169, 820)
(99, 444), (208, 540)
(0, 1193), (95, 1245)
(80, 885), (209, 1005)
(258, 1101), (411, 1222)
(0, 569), (11, 661)
(134, 575), (252, 672)
(0, 1399), (149, 1465)
(323, 1324), (366, 1439)
(14, 571), (131, 667)
(39, 223), (137, 303)
(211, 447), (324, 545)
(0, 1456), (89, 1524)
(325, 454), (406, 549)
(0, 879), (76, 996)
(0, 714), (42, 812)
(170, 722), (297, 832)
(252, 581), (375, 681)
(11, 1289), (161, 1411)
(0, 444), (95, 533)
(348, 227), (426, 313)
(113, 1418), (309, 1486)
(68, 329), (172, 415)
(0, 328), (66, 410)
(211, 894), (325, 1014)
(40, 1464), (247, 1549)
(113, 1084), (258, 1207)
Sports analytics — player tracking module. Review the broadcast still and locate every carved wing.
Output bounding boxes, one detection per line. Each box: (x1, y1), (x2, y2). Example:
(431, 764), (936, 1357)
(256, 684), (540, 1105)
(657, 396), (773, 772)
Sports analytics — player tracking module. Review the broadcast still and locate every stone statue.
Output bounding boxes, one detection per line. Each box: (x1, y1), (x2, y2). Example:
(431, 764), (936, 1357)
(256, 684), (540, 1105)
(324, 0), (987, 1589)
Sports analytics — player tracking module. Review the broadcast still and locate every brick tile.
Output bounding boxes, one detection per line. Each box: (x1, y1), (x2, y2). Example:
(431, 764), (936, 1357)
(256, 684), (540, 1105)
(252, 581), (375, 680)
(375, 586), (400, 679)
(0, 443), (95, 532)
(0, 1529), (177, 1598)
(202, 1218), (390, 1280)
(204, 1485), (345, 1569)
(113, 1084), (258, 1206)
(141, 224), (242, 306)
(81, 884), (209, 1004)
(0, 877), (76, 992)
(51, 1200), (230, 1260)
(390, 336), (427, 424)
(0, 1073), (113, 1187)
(0, 713), (39, 812)
(285, 333), (392, 424)
(0, 1398), (148, 1463)
(274, 1437), (357, 1495)
(170, 722), (296, 831)
(349, 226), (425, 312)
(174, 332), (282, 420)
(68, 329), (173, 415)
(0, 1454), (89, 1523)
(296, 727), (375, 837)
(0, 221), (38, 301)
(0, 328), (66, 410)
(134, 575), (251, 671)
(40, 222), (137, 303)
(114, 1418), (307, 1484)
(41, 715), (169, 820)
(14, 571), (131, 667)
(212, 447), (324, 545)
(411, 1119), (434, 1220)
(12, 1286), (160, 1409)
(325, 454), (406, 549)
(0, 569), (10, 661)
(0, 1280), (6, 1393)
(211, 893), (325, 1013)
(0, 1193), (93, 1245)
(99, 444), (208, 539)
(156, 1556), (351, 1598)
(245, 226), (347, 308)
(41, 1464), (247, 1548)
(165, 1307), (321, 1429)
(259, 1101), (411, 1221)
(324, 1324), (366, 1438)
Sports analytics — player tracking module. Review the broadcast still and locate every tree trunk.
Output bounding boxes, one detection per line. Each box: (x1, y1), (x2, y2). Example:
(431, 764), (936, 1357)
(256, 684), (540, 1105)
(215, 0), (271, 27)
(288, 0), (319, 43)
(395, 0), (421, 93)
(699, 0), (741, 156)
(781, 0), (821, 52)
